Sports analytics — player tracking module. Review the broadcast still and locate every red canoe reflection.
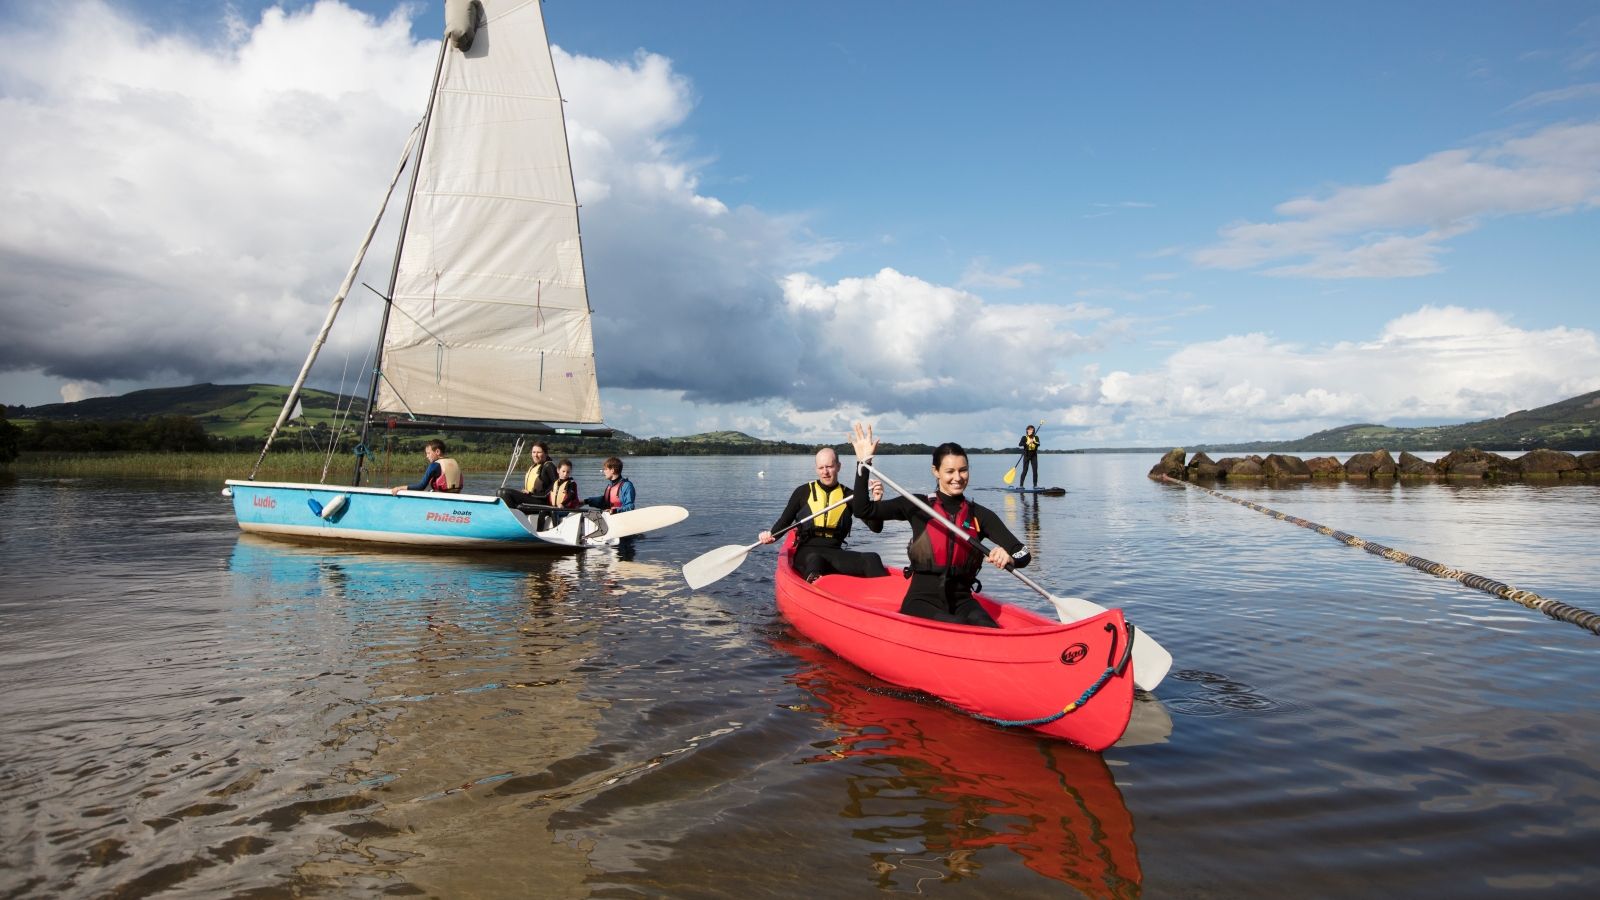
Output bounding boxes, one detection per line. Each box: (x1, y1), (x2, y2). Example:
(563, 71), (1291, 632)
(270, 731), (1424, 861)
(779, 635), (1144, 898)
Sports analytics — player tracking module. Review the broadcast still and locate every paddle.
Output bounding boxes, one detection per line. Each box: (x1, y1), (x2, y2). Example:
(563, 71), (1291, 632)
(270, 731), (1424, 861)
(591, 505), (690, 541)
(682, 496), (853, 590)
(858, 459), (1171, 691)
(1002, 420), (1044, 486)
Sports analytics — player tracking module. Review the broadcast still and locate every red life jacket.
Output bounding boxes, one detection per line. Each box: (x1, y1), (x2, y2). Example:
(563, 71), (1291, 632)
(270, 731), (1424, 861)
(604, 479), (623, 510)
(907, 495), (981, 577)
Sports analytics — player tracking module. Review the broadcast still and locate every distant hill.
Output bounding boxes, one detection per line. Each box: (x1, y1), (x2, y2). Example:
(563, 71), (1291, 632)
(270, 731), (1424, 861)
(3, 384), (931, 455)
(6, 383), (362, 440)
(1188, 389), (1600, 454)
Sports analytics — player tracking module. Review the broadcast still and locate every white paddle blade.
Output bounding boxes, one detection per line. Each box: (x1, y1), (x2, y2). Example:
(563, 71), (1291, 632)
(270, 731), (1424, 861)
(1049, 596), (1173, 692)
(682, 544), (753, 590)
(600, 505), (690, 540)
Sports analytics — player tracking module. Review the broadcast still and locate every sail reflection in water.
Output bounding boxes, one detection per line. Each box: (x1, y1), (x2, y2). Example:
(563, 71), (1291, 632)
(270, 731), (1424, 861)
(780, 636), (1143, 898)
(225, 536), (613, 896)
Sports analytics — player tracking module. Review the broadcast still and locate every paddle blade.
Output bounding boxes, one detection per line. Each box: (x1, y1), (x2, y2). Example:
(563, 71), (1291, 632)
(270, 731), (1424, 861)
(683, 544), (752, 590)
(1049, 596), (1173, 692)
(600, 505), (689, 540)
(1002, 466), (1017, 485)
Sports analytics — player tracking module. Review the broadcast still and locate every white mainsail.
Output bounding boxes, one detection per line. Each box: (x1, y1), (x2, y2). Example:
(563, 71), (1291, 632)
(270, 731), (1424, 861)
(375, 0), (603, 427)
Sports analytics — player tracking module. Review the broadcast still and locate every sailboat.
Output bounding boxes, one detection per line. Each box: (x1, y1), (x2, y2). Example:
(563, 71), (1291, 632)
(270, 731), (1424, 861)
(225, 0), (686, 550)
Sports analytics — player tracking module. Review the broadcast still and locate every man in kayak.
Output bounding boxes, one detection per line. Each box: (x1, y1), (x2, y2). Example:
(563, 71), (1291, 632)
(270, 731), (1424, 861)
(390, 439), (463, 494)
(849, 422), (1030, 627)
(1016, 424), (1041, 491)
(759, 448), (888, 582)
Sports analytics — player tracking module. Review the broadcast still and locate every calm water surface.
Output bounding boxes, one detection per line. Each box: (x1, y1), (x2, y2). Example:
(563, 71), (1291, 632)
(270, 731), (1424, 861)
(2, 454), (1597, 898)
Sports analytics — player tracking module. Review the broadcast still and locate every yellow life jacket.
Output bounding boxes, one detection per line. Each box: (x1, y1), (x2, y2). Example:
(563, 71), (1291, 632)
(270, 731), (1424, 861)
(1024, 434), (1040, 452)
(806, 481), (847, 538)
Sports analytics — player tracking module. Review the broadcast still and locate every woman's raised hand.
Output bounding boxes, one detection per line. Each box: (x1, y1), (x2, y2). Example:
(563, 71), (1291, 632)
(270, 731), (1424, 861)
(849, 421), (878, 463)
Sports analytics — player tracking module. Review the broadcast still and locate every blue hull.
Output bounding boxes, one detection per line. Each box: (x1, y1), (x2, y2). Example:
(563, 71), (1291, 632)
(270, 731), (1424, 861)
(225, 480), (581, 550)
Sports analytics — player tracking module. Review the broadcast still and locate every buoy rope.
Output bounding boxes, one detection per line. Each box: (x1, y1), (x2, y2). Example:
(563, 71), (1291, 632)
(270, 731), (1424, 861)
(972, 624), (1137, 728)
(1158, 474), (1600, 636)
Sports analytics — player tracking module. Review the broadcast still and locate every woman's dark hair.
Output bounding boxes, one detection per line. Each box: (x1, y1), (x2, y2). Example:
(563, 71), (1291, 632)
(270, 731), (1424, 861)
(932, 442), (967, 468)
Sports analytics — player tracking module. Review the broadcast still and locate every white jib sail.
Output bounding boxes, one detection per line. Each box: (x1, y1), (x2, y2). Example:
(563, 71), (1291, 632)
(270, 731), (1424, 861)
(375, 0), (603, 426)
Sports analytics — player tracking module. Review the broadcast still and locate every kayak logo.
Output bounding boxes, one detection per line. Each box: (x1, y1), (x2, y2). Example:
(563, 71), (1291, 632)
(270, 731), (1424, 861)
(1059, 643), (1088, 665)
(253, 496), (276, 509)
(426, 511), (472, 525)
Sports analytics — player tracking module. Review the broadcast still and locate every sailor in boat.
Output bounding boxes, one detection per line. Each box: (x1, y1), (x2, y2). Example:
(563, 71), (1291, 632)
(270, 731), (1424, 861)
(497, 441), (559, 514)
(389, 439), (463, 495)
(759, 448), (890, 583)
(848, 422), (1031, 627)
(583, 457), (636, 512)
(548, 459), (582, 523)
(1016, 424), (1042, 491)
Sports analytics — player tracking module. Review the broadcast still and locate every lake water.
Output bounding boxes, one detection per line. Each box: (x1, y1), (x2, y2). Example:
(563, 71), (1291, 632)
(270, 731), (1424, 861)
(2, 453), (1597, 898)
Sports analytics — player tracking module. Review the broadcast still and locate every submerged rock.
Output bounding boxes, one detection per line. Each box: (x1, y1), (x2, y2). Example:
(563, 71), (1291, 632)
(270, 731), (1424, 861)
(1344, 449), (1397, 479)
(1436, 447), (1518, 479)
(1396, 451), (1438, 479)
(1261, 454), (1311, 479)
(1150, 448), (1187, 480)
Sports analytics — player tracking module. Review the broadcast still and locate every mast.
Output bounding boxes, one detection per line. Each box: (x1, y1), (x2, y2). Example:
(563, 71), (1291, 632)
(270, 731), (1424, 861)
(353, 35), (450, 486)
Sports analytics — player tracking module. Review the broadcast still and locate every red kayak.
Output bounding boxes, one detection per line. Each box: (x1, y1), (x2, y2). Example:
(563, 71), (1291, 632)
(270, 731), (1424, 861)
(774, 534), (1134, 751)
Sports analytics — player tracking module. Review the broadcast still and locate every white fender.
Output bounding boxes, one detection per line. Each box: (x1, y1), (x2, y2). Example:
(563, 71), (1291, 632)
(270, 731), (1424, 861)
(319, 494), (349, 520)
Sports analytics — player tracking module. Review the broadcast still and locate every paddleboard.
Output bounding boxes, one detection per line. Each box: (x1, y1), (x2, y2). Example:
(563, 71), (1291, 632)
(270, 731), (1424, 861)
(977, 486), (1067, 496)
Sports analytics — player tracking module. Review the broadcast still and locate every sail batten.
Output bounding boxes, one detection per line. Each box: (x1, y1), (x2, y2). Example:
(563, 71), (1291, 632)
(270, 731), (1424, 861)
(374, 0), (604, 426)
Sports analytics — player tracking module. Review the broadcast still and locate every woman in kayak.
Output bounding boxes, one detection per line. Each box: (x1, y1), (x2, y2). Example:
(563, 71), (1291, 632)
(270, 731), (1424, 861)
(848, 421), (1031, 627)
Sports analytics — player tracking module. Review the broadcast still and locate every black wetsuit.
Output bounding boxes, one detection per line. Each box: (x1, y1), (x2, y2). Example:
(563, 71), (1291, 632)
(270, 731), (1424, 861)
(498, 460), (558, 510)
(851, 466), (1031, 627)
(1017, 431), (1041, 489)
(770, 481), (886, 581)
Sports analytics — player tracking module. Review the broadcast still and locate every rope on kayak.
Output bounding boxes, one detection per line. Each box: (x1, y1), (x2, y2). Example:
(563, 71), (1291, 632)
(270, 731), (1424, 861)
(972, 623), (1137, 728)
(1158, 474), (1600, 637)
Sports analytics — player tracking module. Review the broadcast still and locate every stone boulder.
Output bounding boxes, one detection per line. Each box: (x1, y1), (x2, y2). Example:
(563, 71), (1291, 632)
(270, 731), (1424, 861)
(1149, 448), (1187, 481)
(1578, 451), (1600, 476)
(1261, 454), (1311, 479)
(1396, 451), (1438, 479)
(1187, 451), (1223, 480)
(1219, 457), (1263, 478)
(1517, 448), (1580, 479)
(1344, 449), (1397, 479)
(1305, 456), (1346, 478)
(1436, 447), (1518, 479)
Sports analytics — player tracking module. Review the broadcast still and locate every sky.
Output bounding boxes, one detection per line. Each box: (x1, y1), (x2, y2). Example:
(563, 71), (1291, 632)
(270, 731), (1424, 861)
(1, 0), (1597, 449)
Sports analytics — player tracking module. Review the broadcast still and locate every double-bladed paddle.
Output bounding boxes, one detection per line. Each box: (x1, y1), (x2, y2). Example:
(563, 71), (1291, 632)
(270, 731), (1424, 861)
(682, 496), (853, 590)
(859, 459), (1171, 691)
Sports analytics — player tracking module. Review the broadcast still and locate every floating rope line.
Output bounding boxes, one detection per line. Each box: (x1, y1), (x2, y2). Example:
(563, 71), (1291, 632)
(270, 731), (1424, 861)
(1158, 475), (1600, 636)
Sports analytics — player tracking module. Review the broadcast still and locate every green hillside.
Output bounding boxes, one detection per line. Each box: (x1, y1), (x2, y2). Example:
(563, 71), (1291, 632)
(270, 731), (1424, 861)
(7, 383), (362, 439)
(1192, 389), (1600, 453)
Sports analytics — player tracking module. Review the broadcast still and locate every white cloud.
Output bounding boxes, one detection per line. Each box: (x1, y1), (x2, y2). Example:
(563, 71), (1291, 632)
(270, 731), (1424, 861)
(1091, 305), (1600, 443)
(1191, 121), (1600, 278)
(957, 259), (1043, 290)
(777, 268), (1122, 418)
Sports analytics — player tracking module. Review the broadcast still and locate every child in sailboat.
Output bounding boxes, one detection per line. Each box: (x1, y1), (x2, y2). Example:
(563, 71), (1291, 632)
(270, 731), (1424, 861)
(548, 459), (581, 522)
(390, 440), (463, 494)
(583, 457), (636, 512)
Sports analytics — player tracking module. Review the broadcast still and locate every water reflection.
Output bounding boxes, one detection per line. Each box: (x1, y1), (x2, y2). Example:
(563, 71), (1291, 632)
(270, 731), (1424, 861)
(222, 536), (609, 896)
(780, 636), (1143, 898)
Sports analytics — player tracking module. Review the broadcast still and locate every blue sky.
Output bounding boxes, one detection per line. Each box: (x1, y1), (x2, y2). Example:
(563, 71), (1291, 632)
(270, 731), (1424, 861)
(1, 1), (1596, 448)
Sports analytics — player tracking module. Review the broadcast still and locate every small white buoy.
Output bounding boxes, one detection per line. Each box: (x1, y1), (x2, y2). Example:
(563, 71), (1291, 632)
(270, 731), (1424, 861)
(320, 494), (349, 520)
(757, 471), (765, 478)
(220, 486), (233, 498)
